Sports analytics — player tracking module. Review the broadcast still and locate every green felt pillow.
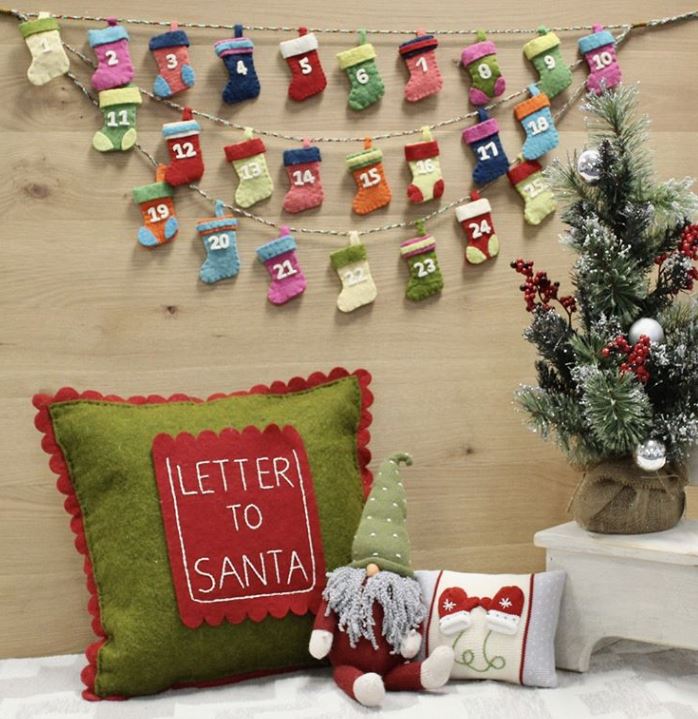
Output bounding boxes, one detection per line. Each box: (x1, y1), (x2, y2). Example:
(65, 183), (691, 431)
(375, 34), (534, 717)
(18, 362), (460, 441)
(33, 368), (372, 700)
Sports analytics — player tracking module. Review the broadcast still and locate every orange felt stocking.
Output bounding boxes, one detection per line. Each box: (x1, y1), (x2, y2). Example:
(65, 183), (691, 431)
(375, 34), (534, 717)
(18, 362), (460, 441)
(132, 164), (178, 247)
(346, 138), (392, 215)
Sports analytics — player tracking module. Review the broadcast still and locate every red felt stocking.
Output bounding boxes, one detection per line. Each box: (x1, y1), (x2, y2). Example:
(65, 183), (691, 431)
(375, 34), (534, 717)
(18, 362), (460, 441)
(162, 106), (204, 186)
(455, 190), (500, 264)
(279, 27), (327, 101)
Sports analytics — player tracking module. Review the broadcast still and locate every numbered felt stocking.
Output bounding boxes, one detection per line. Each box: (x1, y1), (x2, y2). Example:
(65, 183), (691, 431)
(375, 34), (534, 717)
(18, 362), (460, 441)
(330, 231), (377, 312)
(522, 26), (572, 99)
(462, 109), (509, 185)
(337, 30), (384, 111)
(19, 11), (69, 86)
(92, 85), (142, 153)
(579, 24), (622, 94)
(282, 141), (324, 213)
(88, 17), (134, 91)
(400, 230), (444, 301)
(456, 191), (499, 264)
(162, 106), (204, 186)
(399, 31), (443, 102)
(280, 27), (327, 101)
(215, 24), (261, 104)
(405, 127), (444, 204)
(346, 139), (391, 215)
(257, 227), (307, 305)
(224, 129), (273, 208)
(132, 165), (178, 248)
(507, 160), (556, 225)
(514, 85), (559, 160)
(149, 22), (195, 98)
(461, 31), (506, 106)
(197, 200), (240, 284)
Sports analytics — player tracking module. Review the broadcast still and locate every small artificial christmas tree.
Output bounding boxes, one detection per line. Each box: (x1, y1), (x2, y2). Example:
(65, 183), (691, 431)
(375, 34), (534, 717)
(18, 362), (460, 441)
(512, 86), (698, 534)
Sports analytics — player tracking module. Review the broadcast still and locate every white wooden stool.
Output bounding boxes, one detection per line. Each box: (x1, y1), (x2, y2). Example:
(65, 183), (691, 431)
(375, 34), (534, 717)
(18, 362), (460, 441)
(534, 520), (698, 672)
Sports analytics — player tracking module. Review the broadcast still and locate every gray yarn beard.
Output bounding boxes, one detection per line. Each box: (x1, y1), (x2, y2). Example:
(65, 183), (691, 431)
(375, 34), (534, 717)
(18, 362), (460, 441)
(323, 566), (426, 653)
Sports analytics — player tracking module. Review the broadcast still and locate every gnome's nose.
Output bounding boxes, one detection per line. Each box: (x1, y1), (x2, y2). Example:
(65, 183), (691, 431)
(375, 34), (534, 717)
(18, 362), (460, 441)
(366, 563), (381, 577)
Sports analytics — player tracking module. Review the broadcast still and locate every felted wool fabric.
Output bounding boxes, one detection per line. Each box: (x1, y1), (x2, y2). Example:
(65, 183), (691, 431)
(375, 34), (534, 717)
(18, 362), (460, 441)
(92, 85), (142, 153)
(215, 25), (261, 104)
(161, 106), (204, 186)
(280, 27), (327, 101)
(346, 140), (392, 215)
(132, 165), (178, 248)
(19, 11), (70, 86)
(330, 232), (378, 313)
(462, 109), (510, 185)
(337, 30), (385, 111)
(514, 85), (559, 161)
(224, 130), (274, 209)
(196, 199), (239, 284)
(257, 227), (307, 305)
(507, 160), (556, 225)
(282, 144), (324, 214)
(398, 31), (443, 102)
(455, 191), (499, 265)
(416, 570), (566, 687)
(578, 24), (622, 95)
(88, 17), (134, 91)
(149, 23), (195, 98)
(522, 27), (572, 99)
(400, 233), (444, 301)
(404, 127), (444, 204)
(461, 31), (506, 106)
(33, 368), (373, 699)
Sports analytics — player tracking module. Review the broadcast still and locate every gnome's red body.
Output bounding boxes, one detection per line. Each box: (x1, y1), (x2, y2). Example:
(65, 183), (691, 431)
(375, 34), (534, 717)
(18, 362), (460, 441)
(313, 598), (426, 694)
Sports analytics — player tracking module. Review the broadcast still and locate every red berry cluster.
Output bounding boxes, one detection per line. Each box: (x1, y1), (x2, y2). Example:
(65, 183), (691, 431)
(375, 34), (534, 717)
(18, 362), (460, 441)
(601, 335), (651, 383)
(510, 258), (577, 316)
(654, 223), (698, 290)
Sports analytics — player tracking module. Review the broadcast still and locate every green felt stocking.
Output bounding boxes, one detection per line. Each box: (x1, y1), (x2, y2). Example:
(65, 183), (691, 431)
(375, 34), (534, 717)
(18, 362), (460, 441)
(337, 30), (385, 111)
(92, 85), (141, 153)
(400, 232), (444, 301)
(523, 27), (572, 99)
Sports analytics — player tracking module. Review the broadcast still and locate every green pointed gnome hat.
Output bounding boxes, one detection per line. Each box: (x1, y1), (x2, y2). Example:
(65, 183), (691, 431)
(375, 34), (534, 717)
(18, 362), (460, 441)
(351, 452), (414, 577)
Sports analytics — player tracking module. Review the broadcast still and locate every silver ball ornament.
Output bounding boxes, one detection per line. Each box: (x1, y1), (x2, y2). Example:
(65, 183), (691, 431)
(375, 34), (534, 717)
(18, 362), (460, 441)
(577, 148), (602, 185)
(634, 439), (667, 471)
(628, 318), (665, 345)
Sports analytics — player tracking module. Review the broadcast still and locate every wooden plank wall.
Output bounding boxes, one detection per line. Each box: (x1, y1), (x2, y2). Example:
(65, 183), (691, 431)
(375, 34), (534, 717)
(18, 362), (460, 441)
(1, 0), (696, 658)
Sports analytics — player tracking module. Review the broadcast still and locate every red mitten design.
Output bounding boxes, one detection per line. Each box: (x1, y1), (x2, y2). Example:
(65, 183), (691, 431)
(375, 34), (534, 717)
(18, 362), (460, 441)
(485, 586), (524, 636)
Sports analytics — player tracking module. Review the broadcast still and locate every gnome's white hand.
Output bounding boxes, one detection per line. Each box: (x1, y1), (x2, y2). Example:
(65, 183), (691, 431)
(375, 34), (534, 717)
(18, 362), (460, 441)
(309, 629), (334, 659)
(399, 628), (422, 659)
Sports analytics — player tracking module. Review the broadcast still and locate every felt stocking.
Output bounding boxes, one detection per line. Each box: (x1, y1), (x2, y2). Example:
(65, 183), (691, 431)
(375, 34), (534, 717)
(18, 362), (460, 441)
(337, 30), (385, 111)
(215, 25), (261, 104)
(514, 85), (559, 161)
(257, 227), (307, 305)
(579, 24), (622, 95)
(280, 27), (327, 101)
(224, 129), (273, 208)
(132, 165), (178, 248)
(88, 17), (134, 91)
(196, 200), (240, 284)
(399, 31), (443, 102)
(19, 12), (69, 86)
(522, 27), (572, 99)
(330, 232), (378, 312)
(282, 141), (324, 213)
(92, 85), (142, 153)
(461, 31), (506, 106)
(162, 106), (204, 186)
(400, 230), (444, 301)
(405, 127), (444, 204)
(462, 109), (510, 185)
(346, 139), (391, 215)
(149, 22), (195, 98)
(456, 191), (499, 264)
(508, 160), (556, 225)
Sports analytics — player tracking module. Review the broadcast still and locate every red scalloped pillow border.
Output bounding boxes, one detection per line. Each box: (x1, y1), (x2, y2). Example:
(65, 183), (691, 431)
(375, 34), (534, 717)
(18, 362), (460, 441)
(32, 367), (373, 701)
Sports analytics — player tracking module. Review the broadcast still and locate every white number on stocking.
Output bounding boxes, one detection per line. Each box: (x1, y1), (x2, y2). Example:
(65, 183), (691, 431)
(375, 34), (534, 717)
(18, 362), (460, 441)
(239, 162), (262, 181)
(526, 116), (550, 136)
(106, 109), (130, 127)
(292, 169), (316, 186)
(146, 203), (170, 222)
(468, 219), (492, 239)
(416, 56), (429, 73)
(477, 62), (492, 80)
(40, 37), (51, 53)
(355, 67), (370, 85)
(208, 233), (230, 250)
(415, 159), (435, 175)
(272, 259), (297, 280)
(171, 141), (197, 159)
(105, 50), (119, 66)
(299, 57), (313, 75)
(476, 140), (499, 161)
(523, 177), (547, 199)
(236, 59), (248, 75)
(591, 51), (613, 70)
(165, 53), (178, 69)
(359, 167), (381, 188)
(343, 267), (366, 287)
(414, 258), (436, 278)
(543, 54), (556, 70)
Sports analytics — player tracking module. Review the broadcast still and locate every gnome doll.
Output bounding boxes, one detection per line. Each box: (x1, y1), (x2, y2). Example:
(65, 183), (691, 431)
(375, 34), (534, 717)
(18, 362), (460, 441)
(309, 453), (454, 707)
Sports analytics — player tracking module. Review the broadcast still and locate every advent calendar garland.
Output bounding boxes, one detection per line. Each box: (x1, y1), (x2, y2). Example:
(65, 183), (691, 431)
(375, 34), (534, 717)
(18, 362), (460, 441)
(5, 8), (698, 308)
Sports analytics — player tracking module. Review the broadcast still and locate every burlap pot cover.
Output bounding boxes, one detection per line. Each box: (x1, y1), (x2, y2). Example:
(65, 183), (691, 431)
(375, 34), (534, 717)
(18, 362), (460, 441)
(569, 457), (687, 534)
